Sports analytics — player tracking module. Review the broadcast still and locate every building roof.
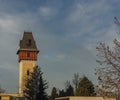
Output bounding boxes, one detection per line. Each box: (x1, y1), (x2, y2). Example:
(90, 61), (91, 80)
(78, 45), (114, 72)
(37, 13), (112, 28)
(55, 96), (115, 100)
(17, 32), (39, 53)
(0, 93), (21, 97)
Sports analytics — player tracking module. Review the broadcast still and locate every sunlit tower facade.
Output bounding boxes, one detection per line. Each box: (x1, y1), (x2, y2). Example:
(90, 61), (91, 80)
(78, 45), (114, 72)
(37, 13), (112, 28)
(17, 32), (39, 96)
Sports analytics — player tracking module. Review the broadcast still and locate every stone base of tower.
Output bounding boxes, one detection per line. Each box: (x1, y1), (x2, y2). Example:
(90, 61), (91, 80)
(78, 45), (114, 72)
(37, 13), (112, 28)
(19, 60), (36, 96)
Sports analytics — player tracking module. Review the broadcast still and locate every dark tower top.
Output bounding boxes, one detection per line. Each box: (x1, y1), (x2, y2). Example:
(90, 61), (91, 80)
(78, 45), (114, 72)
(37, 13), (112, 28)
(18, 32), (38, 51)
(17, 32), (39, 62)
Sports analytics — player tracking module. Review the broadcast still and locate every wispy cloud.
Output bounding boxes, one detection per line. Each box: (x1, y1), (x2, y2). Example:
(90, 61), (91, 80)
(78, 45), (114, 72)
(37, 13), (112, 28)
(38, 6), (57, 19)
(0, 0), (119, 93)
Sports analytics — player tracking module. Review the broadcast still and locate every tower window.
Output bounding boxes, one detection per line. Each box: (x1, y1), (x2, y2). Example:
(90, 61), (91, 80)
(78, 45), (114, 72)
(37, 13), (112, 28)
(28, 39), (32, 46)
(27, 52), (30, 57)
(27, 70), (30, 75)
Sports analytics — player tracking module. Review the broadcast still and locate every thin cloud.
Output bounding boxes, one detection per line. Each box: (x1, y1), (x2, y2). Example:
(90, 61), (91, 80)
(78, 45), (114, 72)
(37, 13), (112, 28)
(0, 0), (119, 94)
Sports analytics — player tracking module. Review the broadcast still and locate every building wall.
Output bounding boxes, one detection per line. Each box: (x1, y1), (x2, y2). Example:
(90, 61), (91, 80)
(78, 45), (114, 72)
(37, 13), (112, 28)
(1, 96), (10, 100)
(19, 60), (36, 95)
(18, 51), (37, 61)
(55, 97), (115, 100)
(0, 93), (24, 100)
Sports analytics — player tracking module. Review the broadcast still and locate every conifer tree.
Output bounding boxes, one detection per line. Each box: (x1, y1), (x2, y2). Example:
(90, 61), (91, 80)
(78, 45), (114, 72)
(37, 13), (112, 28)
(24, 66), (48, 100)
(65, 81), (74, 96)
(36, 69), (48, 100)
(50, 87), (58, 100)
(75, 76), (95, 96)
(58, 89), (66, 97)
(65, 84), (74, 96)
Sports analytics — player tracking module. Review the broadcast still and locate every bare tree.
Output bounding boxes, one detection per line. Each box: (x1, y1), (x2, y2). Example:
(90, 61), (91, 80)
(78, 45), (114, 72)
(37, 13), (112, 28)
(0, 85), (5, 93)
(95, 35), (120, 97)
(72, 73), (80, 90)
(65, 80), (71, 90)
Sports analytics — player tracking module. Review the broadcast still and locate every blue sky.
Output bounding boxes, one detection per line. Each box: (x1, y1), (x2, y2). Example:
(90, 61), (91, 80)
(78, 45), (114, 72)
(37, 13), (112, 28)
(0, 0), (119, 94)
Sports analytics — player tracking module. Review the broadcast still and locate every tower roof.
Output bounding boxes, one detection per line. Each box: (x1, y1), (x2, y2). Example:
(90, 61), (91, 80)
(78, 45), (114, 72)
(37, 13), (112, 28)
(17, 32), (39, 54)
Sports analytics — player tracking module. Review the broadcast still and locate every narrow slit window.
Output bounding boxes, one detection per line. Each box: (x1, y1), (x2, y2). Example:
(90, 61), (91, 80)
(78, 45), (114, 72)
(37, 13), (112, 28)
(27, 52), (30, 57)
(27, 70), (30, 76)
(28, 39), (31, 46)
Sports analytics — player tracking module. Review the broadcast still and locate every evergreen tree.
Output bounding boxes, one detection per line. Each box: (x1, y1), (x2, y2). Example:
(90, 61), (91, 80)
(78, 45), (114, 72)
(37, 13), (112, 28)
(65, 84), (74, 96)
(58, 89), (66, 97)
(64, 81), (74, 96)
(50, 87), (58, 100)
(36, 69), (48, 100)
(76, 76), (95, 96)
(24, 66), (48, 100)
